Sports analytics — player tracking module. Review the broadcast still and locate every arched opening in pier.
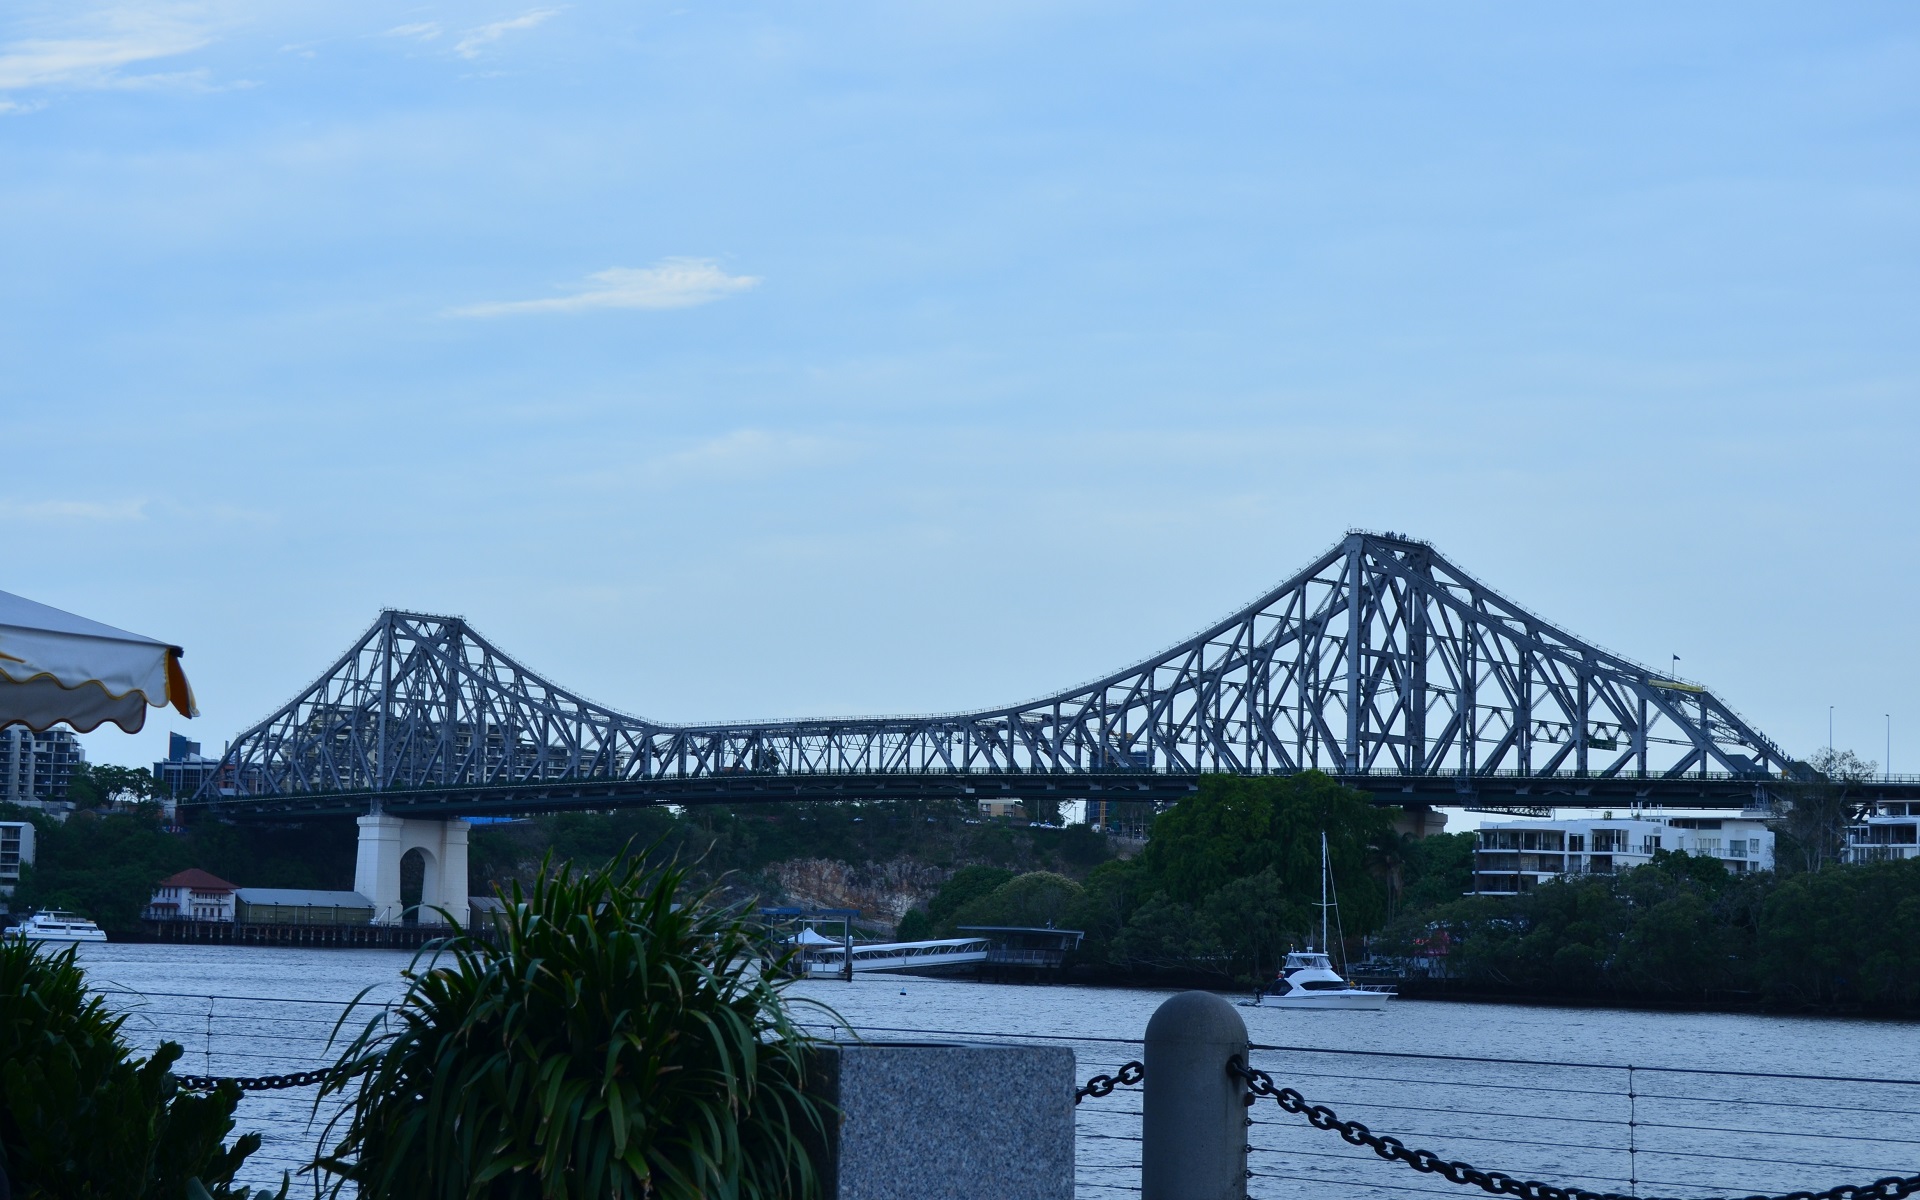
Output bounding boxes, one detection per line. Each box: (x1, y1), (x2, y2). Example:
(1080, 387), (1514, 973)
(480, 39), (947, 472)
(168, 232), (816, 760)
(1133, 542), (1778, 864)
(400, 847), (428, 925)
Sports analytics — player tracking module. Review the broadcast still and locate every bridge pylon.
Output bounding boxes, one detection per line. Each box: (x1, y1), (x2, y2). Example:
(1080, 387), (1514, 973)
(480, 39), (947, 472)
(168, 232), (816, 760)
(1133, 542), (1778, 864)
(353, 812), (469, 926)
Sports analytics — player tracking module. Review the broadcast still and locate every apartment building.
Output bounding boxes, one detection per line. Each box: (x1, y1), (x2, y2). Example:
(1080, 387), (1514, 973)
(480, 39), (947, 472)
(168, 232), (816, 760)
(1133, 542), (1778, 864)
(1847, 801), (1920, 864)
(0, 820), (35, 902)
(1, 726), (84, 810)
(1473, 814), (1775, 895)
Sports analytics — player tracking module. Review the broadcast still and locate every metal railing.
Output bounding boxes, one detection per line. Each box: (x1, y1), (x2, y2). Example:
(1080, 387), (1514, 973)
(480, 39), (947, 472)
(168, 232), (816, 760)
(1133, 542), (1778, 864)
(92, 986), (1920, 1200)
(1238, 1042), (1920, 1200)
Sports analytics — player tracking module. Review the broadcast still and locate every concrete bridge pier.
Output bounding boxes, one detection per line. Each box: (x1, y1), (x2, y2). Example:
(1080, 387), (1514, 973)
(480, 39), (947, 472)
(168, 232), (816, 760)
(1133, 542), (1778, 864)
(354, 812), (470, 927)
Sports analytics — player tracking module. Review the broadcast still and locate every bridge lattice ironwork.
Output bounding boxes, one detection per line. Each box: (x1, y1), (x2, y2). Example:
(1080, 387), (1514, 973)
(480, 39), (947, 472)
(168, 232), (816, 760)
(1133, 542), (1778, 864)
(192, 532), (1808, 817)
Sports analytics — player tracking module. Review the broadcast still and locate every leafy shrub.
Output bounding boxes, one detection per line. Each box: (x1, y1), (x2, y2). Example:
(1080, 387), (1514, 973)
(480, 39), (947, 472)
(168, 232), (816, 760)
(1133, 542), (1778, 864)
(316, 851), (830, 1199)
(947, 871), (1084, 930)
(0, 938), (267, 1199)
(925, 865), (1014, 934)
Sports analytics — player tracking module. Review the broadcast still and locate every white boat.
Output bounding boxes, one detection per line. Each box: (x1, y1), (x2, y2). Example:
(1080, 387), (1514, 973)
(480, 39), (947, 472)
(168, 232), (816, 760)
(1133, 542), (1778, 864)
(1262, 949), (1393, 1010)
(9, 909), (108, 943)
(1254, 833), (1393, 1010)
(803, 936), (990, 978)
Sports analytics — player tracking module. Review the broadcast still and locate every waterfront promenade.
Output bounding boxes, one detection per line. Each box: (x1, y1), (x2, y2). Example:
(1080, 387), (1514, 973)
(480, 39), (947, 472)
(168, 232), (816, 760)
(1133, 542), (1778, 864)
(76, 941), (1920, 1197)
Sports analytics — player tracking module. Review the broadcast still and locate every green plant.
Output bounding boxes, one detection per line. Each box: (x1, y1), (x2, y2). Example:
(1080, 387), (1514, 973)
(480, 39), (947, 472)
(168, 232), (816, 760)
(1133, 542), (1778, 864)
(315, 850), (832, 1199)
(0, 938), (268, 1199)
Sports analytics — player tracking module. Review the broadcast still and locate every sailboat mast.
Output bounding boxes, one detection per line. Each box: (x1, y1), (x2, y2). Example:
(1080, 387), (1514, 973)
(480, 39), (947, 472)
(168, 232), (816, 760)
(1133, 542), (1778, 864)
(1320, 831), (1329, 956)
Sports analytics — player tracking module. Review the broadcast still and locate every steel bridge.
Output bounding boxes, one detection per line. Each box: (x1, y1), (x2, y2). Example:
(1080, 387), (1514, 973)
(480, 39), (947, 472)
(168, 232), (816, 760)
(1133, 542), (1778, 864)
(186, 530), (1893, 823)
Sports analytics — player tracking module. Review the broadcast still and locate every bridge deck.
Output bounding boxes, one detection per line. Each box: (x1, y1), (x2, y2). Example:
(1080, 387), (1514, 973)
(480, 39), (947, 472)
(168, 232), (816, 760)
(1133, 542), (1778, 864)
(180, 769), (1919, 820)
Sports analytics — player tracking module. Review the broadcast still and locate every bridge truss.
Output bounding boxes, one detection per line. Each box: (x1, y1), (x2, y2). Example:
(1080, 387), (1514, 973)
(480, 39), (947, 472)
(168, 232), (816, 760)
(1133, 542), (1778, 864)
(193, 532), (1816, 818)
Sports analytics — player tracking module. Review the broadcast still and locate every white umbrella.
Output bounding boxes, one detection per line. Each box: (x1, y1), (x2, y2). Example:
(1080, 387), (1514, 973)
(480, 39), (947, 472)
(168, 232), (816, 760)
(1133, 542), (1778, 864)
(0, 589), (196, 733)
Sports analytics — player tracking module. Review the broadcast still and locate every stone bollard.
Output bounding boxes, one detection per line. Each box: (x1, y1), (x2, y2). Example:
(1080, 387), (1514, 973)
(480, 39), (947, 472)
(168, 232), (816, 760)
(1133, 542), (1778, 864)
(1142, 991), (1250, 1200)
(806, 1041), (1075, 1200)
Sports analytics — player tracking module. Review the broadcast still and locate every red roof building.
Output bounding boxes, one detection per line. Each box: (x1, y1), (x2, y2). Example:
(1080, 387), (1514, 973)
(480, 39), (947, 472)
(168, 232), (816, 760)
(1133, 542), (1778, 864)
(146, 868), (240, 923)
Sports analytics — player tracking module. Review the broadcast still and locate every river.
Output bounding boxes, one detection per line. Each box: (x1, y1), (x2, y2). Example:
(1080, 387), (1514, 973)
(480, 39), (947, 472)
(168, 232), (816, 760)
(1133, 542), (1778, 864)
(74, 942), (1920, 1198)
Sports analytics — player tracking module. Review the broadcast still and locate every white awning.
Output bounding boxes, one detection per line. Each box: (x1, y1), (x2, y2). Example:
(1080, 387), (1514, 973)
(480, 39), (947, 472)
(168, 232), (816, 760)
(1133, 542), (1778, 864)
(0, 589), (197, 734)
(788, 926), (845, 946)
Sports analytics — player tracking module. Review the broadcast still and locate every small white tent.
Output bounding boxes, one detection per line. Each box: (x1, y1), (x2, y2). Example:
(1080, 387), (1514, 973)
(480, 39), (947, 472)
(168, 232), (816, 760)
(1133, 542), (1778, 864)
(788, 926), (844, 946)
(0, 589), (196, 733)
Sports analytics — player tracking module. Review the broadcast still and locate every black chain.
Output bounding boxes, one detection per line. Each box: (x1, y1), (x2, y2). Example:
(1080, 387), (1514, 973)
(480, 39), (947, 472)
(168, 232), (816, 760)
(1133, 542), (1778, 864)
(1076, 1060), (1145, 1104)
(1230, 1057), (1920, 1200)
(173, 1067), (343, 1093)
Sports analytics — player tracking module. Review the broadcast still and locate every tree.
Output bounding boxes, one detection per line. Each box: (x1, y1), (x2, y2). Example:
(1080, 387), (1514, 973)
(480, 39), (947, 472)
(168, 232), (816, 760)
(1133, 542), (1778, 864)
(1107, 893), (1226, 976)
(926, 866), (1015, 933)
(1201, 868), (1307, 984)
(1396, 832), (1475, 916)
(1141, 772), (1396, 930)
(64, 763), (160, 810)
(1779, 748), (1878, 872)
(947, 871), (1084, 929)
(1020, 795), (1061, 826)
(11, 807), (191, 931)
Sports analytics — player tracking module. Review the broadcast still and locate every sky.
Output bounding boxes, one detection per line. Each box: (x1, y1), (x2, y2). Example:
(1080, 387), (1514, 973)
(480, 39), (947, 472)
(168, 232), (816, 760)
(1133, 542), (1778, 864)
(3, 2), (1917, 779)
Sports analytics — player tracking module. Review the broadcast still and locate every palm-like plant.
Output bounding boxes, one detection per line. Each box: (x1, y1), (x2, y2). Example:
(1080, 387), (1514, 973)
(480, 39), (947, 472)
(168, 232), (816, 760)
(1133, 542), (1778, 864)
(314, 851), (829, 1200)
(0, 938), (268, 1199)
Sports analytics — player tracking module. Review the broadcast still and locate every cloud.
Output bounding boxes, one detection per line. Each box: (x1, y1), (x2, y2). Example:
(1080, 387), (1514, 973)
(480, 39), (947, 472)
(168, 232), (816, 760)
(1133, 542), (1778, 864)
(450, 259), (761, 318)
(454, 9), (559, 59)
(0, 19), (208, 92)
(384, 22), (443, 42)
(0, 498), (147, 521)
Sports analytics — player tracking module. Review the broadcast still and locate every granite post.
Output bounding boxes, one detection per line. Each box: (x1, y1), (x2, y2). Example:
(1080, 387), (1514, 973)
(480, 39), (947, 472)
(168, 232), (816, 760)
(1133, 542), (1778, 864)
(807, 1041), (1075, 1200)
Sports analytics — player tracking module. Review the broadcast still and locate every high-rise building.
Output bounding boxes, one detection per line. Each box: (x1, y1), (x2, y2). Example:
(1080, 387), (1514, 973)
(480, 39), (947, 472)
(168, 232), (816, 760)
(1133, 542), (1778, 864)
(153, 731), (223, 803)
(1, 727), (86, 810)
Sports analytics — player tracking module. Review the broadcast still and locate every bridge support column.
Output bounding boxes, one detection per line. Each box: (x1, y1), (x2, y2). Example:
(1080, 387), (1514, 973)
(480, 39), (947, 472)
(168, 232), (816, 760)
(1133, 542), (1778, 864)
(355, 813), (470, 927)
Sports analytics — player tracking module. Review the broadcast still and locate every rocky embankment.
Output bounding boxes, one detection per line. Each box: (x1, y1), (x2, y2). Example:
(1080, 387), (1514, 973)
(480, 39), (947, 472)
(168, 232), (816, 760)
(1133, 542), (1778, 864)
(767, 857), (950, 927)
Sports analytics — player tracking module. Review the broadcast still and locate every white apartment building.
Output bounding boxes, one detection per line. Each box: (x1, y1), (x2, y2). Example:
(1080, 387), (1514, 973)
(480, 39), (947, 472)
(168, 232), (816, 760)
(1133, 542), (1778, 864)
(1473, 814), (1775, 895)
(1847, 801), (1919, 864)
(0, 820), (35, 903)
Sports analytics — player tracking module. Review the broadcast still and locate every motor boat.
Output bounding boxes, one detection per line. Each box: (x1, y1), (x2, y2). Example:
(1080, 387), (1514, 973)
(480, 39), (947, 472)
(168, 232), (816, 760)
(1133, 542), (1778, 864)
(1260, 949), (1393, 1010)
(1248, 832), (1393, 1010)
(8, 910), (108, 943)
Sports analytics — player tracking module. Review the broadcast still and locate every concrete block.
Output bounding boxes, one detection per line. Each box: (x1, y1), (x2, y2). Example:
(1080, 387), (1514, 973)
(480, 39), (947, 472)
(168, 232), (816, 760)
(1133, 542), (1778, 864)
(808, 1041), (1075, 1200)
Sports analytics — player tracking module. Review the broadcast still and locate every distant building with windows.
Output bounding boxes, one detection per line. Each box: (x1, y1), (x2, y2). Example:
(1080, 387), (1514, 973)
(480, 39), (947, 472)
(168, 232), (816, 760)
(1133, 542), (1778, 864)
(1, 821), (36, 905)
(1, 727), (85, 811)
(145, 868), (239, 923)
(153, 732), (223, 811)
(1473, 815), (1775, 895)
(1847, 801), (1919, 864)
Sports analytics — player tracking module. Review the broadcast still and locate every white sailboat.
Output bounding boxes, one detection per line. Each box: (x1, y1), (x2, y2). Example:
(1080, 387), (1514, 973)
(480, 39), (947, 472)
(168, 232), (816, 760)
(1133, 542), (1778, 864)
(1259, 833), (1392, 1011)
